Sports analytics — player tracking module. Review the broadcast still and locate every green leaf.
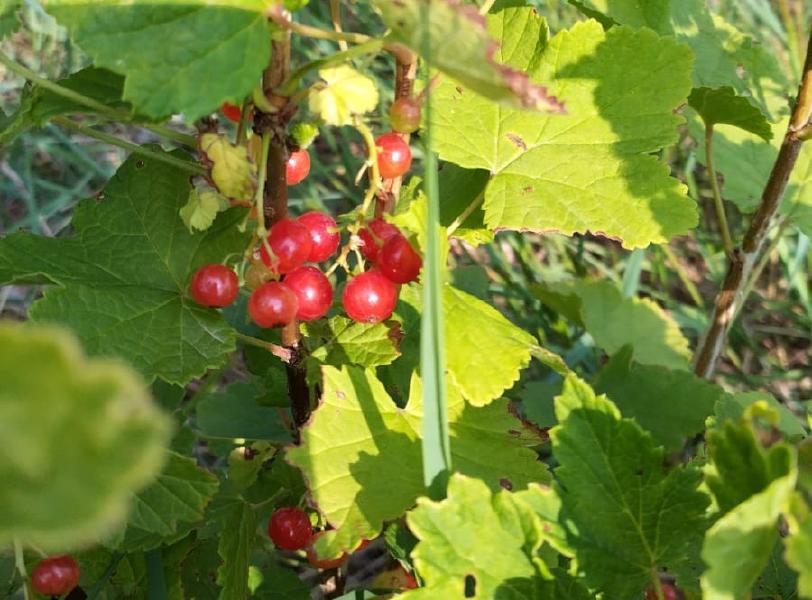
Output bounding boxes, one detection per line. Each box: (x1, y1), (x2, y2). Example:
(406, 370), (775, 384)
(438, 163), (493, 247)
(0, 151), (251, 384)
(551, 375), (710, 599)
(0, 0), (20, 38)
(216, 500), (258, 600)
(44, 0), (270, 122)
(308, 66), (379, 126)
(180, 189), (229, 233)
(688, 87), (772, 141)
(711, 391), (806, 440)
(0, 322), (171, 549)
(701, 452), (797, 600)
(536, 280), (691, 370)
(594, 347), (723, 451)
(571, 0), (783, 133)
(374, 0), (564, 111)
(200, 133), (257, 201)
(431, 12), (696, 248)
(401, 474), (548, 598)
(398, 284), (535, 406)
(286, 367), (548, 558)
(253, 561), (311, 599)
(305, 316), (401, 368)
(785, 497), (812, 598)
(754, 540), (799, 600)
(112, 451), (219, 552)
(43, 0), (272, 120)
(690, 116), (812, 237)
(196, 381), (293, 443)
(705, 420), (796, 515)
(1, 67), (127, 146)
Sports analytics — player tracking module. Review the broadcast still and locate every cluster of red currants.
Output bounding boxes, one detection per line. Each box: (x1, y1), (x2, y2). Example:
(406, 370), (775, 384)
(192, 113), (421, 329)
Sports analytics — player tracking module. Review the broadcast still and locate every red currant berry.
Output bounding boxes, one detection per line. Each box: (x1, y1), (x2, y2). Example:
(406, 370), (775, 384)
(260, 219), (313, 274)
(248, 282), (298, 328)
(284, 266), (334, 321)
(297, 211), (340, 262)
(376, 133), (412, 179)
(343, 271), (398, 323)
(190, 264), (239, 307)
(221, 102), (248, 123)
(358, 219), (399, 262)
(389, 97), (421, 134)
(306, 532), (347, 570)
(378, 234), (422, 284)
(645, 583), (680, 600)
(286, 149), (311, 186)
(31, 555), (80, 596)
(268, 507), (313, 550)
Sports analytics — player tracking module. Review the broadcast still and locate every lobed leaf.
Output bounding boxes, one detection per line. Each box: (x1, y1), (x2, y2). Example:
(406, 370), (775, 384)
(374, 0), (564, 111)
(286, 367), (548, 558)
(431, 11), (696, 248)
(0, 151), (251, 384)
(111, 451), (220, 552)
(43, 0), (272, 120)
(594, 347), (723, 451)
(0, 322), (171, 549)
(551, 375), (710, 598)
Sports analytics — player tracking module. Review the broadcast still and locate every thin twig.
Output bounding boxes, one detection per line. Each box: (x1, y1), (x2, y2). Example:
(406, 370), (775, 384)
(235, 333), (292, 363)
(704, 124), (735, 256)
(267, 5), (371, 45)
(0, 50), (196, 146)
(51, 117), (206, 176)
(447, 190), (484, 236)
(330, 0), (349, 52)
(693, 29), (812, 379)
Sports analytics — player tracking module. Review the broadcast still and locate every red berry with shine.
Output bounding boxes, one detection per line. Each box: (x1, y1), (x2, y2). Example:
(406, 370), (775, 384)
(297, 211), (340, 262)
(376, 133), (412, 179)
(306, 532), (348, 570)
(190, 264), (239, 307)
(389, 97), (421, 134)
(645, 583), (680, 600)
(378, 234), (422, 284)
(31, 555), (80, 596)
(286, 149), (311, 186)
(358, 219), (399, 262)
(284, 266), (334, 321)
(248, 282), (298, 328)
(220, 102), (248, 123)
(260, 219), (313, 274)
(342, 271), (398, 323)
(268, 507), (313, 550)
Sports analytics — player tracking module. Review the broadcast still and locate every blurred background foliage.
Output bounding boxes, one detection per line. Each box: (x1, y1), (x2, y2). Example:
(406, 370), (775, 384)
(1, 0), (809, 411)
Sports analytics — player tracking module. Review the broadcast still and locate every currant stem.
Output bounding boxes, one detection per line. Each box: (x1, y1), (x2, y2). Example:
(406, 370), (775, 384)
(254, 132), (274, 255)
(276, 39), (383, 98)
(704, 124), (735, 257)
(447, 190), (485, 237)
(0, 50), (196, 147)
(235, 333), (292, 363)
(354, 118), (381, 217)
(650, 570), (665, 600)
(330, 0), (349, 52)
(50, 117), (206, 176)
(479, 0), (498, 15)
(268, 6), (371, 45)
(13, 538), (31, 600)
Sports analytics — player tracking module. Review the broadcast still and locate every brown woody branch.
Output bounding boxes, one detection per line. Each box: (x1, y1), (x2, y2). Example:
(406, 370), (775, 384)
(257, 31), (311, 430)
(376, 46), (417, 217)
(693, 30), (812, 379)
